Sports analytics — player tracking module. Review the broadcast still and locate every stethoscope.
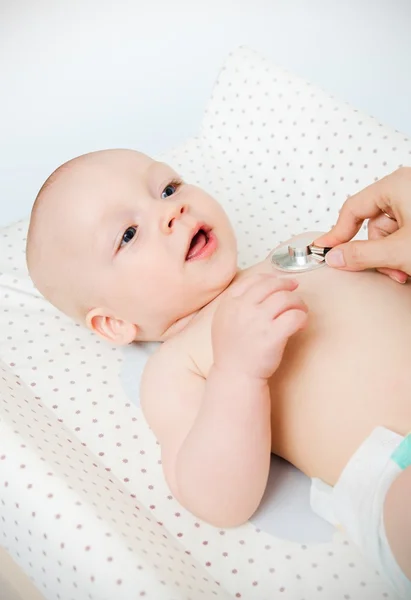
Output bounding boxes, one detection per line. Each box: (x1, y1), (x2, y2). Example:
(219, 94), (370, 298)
(271, 232), (331, 273)
(272, 212), (397, 273)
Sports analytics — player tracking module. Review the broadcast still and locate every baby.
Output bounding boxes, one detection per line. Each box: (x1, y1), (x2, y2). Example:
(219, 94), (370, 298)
(27, 149), (411, 596)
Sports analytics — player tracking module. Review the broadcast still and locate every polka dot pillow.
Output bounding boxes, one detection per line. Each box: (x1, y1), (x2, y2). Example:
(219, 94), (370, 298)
(0, 46), (409, 600)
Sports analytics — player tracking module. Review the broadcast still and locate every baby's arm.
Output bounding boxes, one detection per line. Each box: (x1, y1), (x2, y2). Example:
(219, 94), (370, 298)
(142, 350), (272, 527)
(142, 273), (308, 528)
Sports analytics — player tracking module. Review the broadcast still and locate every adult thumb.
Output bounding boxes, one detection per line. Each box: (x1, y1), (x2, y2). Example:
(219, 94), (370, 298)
(325, 238), (401, 272)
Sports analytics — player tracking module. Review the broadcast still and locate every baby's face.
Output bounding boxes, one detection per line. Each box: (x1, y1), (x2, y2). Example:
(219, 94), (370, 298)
(39, 150), (238, 342)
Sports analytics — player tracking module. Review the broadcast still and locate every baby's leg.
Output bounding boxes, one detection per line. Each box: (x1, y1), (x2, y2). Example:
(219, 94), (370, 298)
(384, 464), (411, 580)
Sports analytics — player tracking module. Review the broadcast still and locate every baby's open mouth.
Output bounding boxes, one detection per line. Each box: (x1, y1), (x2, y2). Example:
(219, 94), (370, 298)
(185, 226), (215, 261)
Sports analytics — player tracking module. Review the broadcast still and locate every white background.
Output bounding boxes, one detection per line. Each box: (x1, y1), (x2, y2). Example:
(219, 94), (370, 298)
(1, 0), (411, 227)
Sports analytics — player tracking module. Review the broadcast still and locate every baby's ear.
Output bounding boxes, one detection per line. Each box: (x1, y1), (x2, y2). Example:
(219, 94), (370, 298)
(86, 309), (138, 345)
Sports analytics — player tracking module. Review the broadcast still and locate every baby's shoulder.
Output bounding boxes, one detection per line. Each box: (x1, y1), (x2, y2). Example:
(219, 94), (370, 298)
(140, 335), (206, 438)
(142, 336), (189, 381)
(141, 335), (199, 401)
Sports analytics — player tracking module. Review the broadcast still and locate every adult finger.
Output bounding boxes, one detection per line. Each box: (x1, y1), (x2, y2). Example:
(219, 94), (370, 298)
(315, 198), (386, 251)
(325, 231), (406, 272)
(314, 171), (404, 248)
(367, 213), (398, 278)
(366, 214), (408, 282)
(367, 211), (399, 241)
(376, 267), (408, 283)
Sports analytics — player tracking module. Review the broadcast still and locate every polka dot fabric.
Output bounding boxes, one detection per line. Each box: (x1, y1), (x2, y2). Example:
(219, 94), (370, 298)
(199, 47), (411, 268)
(1, 46), (409, 600)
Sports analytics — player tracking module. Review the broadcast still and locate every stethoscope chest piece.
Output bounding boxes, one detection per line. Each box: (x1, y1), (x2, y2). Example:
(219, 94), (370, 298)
(271, 233), (331, 273)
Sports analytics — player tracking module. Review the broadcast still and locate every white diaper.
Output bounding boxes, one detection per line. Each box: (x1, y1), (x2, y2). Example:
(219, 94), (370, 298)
(310, 426), (411, 599)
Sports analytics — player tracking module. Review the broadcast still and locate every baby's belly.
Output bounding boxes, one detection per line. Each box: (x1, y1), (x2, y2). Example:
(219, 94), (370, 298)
(265, 259), (411, 486)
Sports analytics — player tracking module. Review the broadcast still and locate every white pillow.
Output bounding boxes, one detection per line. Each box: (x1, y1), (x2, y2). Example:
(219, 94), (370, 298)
(1, 46), (408, 600)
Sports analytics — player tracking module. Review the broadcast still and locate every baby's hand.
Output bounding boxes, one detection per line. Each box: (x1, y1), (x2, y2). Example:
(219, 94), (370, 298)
(212, 273), (308, 380)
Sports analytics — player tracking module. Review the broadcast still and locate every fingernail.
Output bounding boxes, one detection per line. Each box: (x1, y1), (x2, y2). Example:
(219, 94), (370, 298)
(325, 249), (345, 268)
(390, 274), (407, 284)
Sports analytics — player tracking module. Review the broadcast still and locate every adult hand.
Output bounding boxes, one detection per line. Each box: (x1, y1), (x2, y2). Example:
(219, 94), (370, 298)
(314, 167), (411, 283)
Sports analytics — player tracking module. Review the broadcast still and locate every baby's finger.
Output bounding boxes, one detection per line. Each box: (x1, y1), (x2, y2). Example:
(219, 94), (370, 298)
(237, 274), (298, 303)
(230, 272), (280, 298)
(270, 308), (308, 340)
(263, 291), (308, 320)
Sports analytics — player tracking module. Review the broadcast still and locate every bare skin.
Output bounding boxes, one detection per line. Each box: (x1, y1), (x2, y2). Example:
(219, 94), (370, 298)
(27, 151), (411, 583)
(142, 239), (411, 522)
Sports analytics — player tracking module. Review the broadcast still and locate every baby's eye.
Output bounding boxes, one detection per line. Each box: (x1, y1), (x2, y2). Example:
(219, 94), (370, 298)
(120, 226), (137, 248)
(161, 181), (180, 199)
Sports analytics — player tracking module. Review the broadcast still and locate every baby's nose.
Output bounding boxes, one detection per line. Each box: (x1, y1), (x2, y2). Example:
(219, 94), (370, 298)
(163, 204), (186, 232)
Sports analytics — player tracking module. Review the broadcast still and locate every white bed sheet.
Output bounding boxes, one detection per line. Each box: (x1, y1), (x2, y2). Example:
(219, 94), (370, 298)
(120, 343), (335, 545)
(1, 46), (410, 600)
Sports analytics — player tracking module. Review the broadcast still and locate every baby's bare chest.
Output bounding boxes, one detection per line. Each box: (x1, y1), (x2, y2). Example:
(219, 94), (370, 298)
(185, 258), (411, 481)
(187, 256), (411, 381)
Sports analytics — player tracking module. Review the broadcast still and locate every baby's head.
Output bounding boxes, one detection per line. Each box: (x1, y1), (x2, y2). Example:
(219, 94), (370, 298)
(27, 149), (238, 343)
